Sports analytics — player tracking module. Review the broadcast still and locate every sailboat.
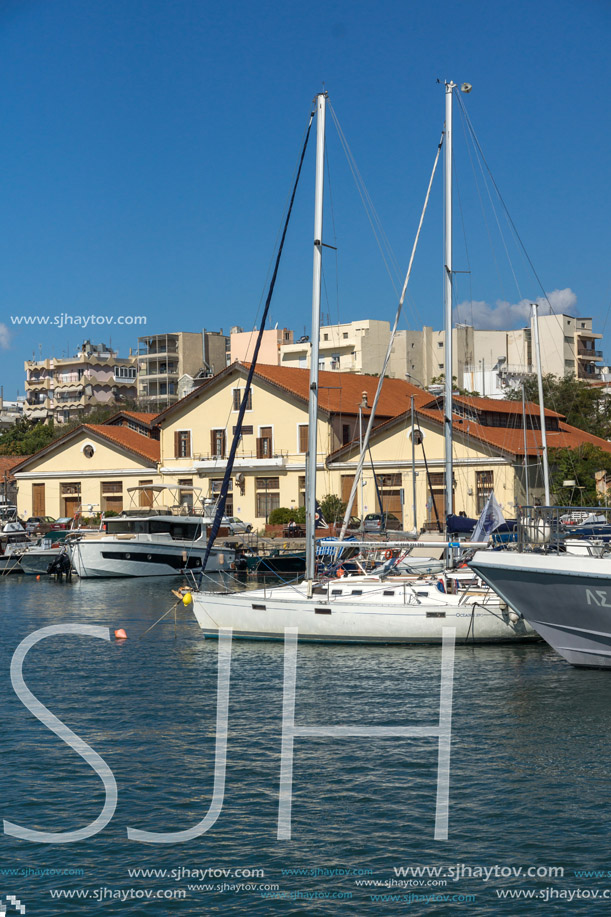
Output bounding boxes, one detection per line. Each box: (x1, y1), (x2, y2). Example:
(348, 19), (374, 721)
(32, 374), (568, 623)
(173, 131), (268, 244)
(187, 89), (535, 644)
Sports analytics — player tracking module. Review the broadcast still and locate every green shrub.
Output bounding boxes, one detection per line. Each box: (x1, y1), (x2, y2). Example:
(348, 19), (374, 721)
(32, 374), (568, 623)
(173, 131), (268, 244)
(268, 506), (306, 525)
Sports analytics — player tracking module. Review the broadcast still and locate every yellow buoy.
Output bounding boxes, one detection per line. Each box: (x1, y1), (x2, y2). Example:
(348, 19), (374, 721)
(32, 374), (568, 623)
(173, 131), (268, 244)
(182, 592), (193, 607)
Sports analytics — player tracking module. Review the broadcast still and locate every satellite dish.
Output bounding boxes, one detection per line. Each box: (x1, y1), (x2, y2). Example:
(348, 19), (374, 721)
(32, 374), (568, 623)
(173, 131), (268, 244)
(235, 472), (245, 484)
(461, 82), (473, 93)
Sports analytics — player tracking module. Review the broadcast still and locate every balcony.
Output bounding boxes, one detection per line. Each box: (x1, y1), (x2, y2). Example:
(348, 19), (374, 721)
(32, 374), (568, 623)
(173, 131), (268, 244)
(190, 452), (288, 474)
(26, 376), (52, 390)
(138, 338), (179, 357)
(577, 347), (603, 360)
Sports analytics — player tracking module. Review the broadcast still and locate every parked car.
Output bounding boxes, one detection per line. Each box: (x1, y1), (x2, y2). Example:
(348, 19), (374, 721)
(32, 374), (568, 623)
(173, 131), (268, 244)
(223, 516), (253, 534)
(25, 516), (56, 535)
(50, 517), (75, 531)
(363, 512), (403, 533)
(346, 516), (362, 531)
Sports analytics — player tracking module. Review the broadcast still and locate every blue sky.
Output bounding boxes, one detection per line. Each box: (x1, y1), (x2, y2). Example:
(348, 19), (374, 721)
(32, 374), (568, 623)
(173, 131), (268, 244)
(0, 0), (609, 399)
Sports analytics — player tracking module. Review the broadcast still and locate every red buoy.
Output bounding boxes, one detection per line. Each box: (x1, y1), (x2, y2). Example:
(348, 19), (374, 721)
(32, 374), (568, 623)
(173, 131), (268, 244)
(114, 628), (127, 640)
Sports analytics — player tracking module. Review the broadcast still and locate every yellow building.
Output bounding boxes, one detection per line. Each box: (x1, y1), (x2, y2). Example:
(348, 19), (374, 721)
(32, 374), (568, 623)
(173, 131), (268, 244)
(13, 364), (611, 529)
(13, 414), (161, 519)
(154, 362), (420, 521)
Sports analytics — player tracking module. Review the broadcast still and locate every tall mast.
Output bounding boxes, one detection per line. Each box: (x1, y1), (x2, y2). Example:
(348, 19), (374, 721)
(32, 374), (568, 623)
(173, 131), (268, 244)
(305, 92), (326, 591)
(444, 81), (455, 524)
(442, 80), (473, 531)
(531, 302), (550, 504)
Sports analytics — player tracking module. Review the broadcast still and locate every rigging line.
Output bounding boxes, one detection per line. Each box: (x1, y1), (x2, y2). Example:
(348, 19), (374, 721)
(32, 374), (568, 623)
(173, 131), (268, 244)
(455, 93), (523, 302)
(324, 141), (342, 327)
(337, 133), (444, 543)
(327, 102), (402, 297)
(455, 92), (552, 311)
(451, 142), (474, 328)
(458, 103), (507, 316)
(329, 103), (403, 284)
(198, 107), (316, 580)
(241, 110), (318, 357)
(457, 97), (582, 430)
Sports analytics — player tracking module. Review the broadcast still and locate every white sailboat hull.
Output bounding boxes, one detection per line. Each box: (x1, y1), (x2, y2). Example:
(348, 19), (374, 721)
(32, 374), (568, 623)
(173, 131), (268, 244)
(191, 583), (535, 644)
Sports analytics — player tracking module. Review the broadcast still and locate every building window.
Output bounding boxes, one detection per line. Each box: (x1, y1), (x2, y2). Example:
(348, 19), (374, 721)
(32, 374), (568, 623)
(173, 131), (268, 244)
(233, 388), (252, 411)
(256, 426), (273, 458)
(178, 478), (194, 511)
(101, 481), (123, 514)
(323, 333), (329, 341)
(342, 424), (351, 445)
(210, 429), (226, 458)
(255, 477), (280, 518)
(476, 471), (494, 513)
(209, 479), (233, 515)
(298, 424), (308, 453)
(174, 430), (191, 458)
(343, 332), (349, 339)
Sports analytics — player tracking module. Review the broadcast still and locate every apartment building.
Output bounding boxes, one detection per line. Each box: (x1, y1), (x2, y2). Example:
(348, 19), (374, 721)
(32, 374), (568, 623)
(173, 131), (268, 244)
(137, 330), (228, 409)
(230, 326), (293, 365)
(403, 314), (604, 397)
(279, 319), (408, 376)
(24, 340), (138, 424)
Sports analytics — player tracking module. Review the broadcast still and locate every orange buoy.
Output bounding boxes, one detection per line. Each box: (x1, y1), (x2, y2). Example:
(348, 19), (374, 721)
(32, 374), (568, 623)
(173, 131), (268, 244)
(114, 628), (127, 640)
(36, 575), (41, 581)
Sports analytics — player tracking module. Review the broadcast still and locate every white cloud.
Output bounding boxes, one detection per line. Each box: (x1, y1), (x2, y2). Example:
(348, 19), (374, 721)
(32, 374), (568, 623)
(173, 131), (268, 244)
(0, 323), (11, 350)
(454, 288), (578, 330)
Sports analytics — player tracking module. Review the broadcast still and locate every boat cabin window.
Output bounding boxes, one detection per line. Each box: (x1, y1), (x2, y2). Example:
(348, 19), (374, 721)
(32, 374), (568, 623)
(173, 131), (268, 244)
(106, 519), (151, 535)
(105, 518), (201, 540)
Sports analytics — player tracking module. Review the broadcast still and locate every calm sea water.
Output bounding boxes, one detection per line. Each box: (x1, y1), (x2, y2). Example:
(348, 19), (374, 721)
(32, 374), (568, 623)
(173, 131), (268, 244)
(1, 573), (611, 915)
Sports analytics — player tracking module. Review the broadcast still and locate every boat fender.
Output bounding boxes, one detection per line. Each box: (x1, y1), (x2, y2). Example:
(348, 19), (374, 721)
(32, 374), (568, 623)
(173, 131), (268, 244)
(336, 567), (345, 578)
(182, 592), (193, 607)
(114, 629), (127, 640)
(436, 579), (446, 593)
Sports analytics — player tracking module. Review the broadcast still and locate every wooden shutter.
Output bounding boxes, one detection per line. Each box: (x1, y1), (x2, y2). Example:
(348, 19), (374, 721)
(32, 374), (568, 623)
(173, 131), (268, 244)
(174, 431), (180, 458)
(32, 483), (45, 516)
(185, 431), (191, 457)
(299, 424), (308, 452)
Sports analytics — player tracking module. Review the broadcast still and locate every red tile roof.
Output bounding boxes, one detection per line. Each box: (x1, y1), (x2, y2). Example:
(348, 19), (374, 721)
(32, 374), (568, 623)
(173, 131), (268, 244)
(329, 404), (611, 462)
(449, 393), (563, 418)
(83, 425), (160, 462)
(415, 405), (611, 459)
(0, 455), (32, 482)
(153, 362), (432, 424)
(104, 410), (159, 426)
(246, 364), (429, 417)
(11, 425), (159, 473)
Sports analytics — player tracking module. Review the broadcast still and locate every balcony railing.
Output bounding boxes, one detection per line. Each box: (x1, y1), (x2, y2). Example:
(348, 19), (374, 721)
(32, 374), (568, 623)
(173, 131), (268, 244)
(577, 347), (603, 359)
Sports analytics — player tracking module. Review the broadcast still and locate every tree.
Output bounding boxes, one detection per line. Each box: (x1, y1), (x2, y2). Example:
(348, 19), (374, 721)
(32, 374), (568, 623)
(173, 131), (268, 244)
(0, 418), (57, 455)
(549, 444), (611, 505)
(319, 494), (346, 524)
(507, 374), (611, 440)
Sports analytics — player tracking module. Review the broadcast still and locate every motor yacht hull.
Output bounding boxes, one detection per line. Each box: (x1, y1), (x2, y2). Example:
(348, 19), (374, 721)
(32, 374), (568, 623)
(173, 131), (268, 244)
(470, 550), (611, 668)
(70, 538), (234, 578)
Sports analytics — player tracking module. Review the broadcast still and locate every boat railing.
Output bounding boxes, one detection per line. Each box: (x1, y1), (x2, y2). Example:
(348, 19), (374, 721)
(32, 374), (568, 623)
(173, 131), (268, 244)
(516, 504), (611, 553)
